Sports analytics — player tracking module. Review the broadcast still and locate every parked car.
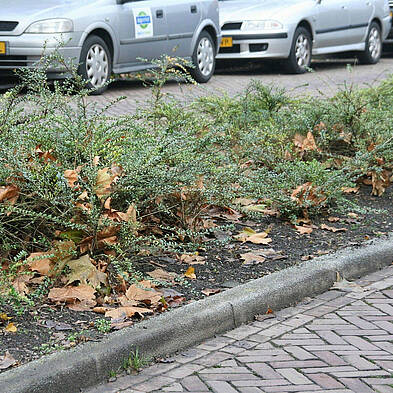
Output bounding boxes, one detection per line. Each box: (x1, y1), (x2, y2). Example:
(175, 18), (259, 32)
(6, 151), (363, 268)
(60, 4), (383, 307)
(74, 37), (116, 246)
(0, 0), (221, 93)
(217, 0), (392, 73)
(384, 0), (393, 42)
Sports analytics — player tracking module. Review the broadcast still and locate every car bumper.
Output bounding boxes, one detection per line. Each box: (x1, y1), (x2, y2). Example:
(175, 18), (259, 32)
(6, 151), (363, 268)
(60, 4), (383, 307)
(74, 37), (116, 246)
(0, 32), (83, 73)
(216, 31), (291, 59)
(384, 12), (393, 43)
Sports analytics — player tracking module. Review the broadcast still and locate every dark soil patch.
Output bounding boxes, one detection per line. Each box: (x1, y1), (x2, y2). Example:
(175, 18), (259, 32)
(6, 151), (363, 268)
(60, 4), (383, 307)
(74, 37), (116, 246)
(1, 184), (392, 372)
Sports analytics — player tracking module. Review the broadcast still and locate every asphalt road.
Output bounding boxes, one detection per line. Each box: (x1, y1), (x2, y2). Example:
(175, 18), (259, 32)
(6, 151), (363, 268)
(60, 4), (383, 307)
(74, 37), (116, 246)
(87, 52), (393, 116)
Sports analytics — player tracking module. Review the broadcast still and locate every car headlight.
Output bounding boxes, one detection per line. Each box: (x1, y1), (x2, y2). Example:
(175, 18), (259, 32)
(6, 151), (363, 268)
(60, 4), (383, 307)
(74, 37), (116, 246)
(25, 19), (74, 34)
(241, 20), (283, 31)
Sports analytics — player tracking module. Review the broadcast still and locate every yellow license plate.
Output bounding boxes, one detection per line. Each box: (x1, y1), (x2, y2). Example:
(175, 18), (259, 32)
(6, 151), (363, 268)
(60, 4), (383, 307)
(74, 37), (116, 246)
(220, 37), (233, 48)
(0, 42), (6, 55)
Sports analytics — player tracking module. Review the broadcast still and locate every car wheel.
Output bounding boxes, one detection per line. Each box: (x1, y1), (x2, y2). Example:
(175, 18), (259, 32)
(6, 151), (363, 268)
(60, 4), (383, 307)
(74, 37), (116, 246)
(359, 22), (382, 64)
(285, 27), (312, 74)
(78, 35), (112, 94)
(190, 30), (216, 83)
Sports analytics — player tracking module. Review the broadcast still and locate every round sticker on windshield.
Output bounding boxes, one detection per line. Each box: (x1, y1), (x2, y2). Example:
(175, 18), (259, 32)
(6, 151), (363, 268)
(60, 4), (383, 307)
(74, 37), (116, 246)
(134, 8), (153, 38)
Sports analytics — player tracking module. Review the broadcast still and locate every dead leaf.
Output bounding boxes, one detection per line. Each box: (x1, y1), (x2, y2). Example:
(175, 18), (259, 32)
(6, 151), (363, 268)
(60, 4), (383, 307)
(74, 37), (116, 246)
(0, 185), (19, 205)
(27, 252), (53, 275)
(342, 187), (359, 194)
(125, 282), (162, 305)
(240, 252), (266, 265)
(370, 169), (392, 196)
(331, 272), (364, 293)
(291, 182), (326, 208)
(234, 227), (272, 244)
(12, 275), (30, 295)
(64, 170), (79, 189)
(328, 217), (341, 223)
(48, 285), (96, 304)
(233, 198), (256, 206)
(294, 225), (313, 235)
(201, 288), (221, 296)
(293, 131), (319, 154)
(245, 204), (279, 216)
(0, 352), (17, 370)
(180, 253), (206, 265)
(105, 306), (153, 321)
(320, 224), (348, 233)
(66, 255), (108, 288)
(5, 323), (17, 333)
(147, 268), (178, 283)
(184, 266), (196, 279)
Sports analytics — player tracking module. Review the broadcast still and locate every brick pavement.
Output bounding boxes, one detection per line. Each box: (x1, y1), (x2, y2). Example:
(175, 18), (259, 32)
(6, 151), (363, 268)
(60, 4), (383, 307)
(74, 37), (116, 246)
(85, 265), (393, 393)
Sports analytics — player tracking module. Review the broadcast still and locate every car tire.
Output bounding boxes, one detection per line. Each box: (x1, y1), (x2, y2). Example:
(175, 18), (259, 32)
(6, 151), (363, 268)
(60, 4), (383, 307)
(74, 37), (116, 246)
(284, 27), (312, 74)
(190, 30), (216, 83)
(358, 21), (382, 64)
(78, 35), (112, 95)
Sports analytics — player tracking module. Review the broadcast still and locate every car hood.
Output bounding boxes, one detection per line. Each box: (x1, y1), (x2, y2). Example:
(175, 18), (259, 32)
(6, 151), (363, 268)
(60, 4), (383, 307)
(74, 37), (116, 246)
(0, 0), (101, 35)
(219, 0), (307, 24)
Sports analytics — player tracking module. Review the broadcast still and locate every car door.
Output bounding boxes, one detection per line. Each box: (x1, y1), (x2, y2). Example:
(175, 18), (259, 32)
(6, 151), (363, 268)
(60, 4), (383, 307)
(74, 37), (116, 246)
(347, 0), (373, 43)
(165, 0), (202, 58)
(116, 0), (169, 66)
(314, 0), (351, 49)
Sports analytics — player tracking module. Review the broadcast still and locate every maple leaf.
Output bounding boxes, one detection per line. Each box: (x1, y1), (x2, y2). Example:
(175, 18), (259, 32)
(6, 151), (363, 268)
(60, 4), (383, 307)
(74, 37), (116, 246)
(294, 225), (313, 235)
(184, 266), (196, 279)
(5, 322), (17, 333)
(0, 352), (17, 370)
(66, 255), (107, 288)
(234, 227), (272, 244)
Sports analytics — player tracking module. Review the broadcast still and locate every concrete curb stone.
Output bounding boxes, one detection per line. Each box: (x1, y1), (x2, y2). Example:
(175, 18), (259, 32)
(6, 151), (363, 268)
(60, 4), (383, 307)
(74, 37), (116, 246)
(1, 234), (393, 393)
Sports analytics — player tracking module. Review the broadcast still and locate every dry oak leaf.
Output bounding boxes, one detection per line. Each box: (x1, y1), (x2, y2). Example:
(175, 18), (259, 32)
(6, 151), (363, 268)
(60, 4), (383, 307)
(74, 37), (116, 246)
(12, 275), (31, 296)
(180, 253), (206, 265)
(341, 187), (359, 194)
(66, 255), (108, 288)
(246, 204), (279, 216)
(293, 131), (319, 153)
(48, 284), (96, 304)
(184, 266), (196, 279)
(328, 217), (341, 223)
(0, 184), (19, 205)
(370, 169), (392, 197)
(105, 306), (153, 321)
(240, 252), (266, 265)
(234, 227), (272, 244)
(0, 352), (17, 370)
(148, 268), (178, 283)
(125, 282), (162, 305)
(320, 224), (347, 233)
(291, 182), (326, 207)
(27, 252), (53, 275)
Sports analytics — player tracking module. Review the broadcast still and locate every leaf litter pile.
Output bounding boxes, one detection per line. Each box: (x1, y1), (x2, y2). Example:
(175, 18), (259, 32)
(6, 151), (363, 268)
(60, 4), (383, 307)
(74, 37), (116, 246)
(1, 72), (393, 372)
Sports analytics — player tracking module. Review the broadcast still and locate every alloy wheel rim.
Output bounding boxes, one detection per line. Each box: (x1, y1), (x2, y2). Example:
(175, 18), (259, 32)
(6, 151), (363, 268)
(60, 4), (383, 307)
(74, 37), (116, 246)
(197, 37), (214, 77)
(86, 44), (109, 88)
(295, 34), (311, 68)
(369, 27), (381, 60)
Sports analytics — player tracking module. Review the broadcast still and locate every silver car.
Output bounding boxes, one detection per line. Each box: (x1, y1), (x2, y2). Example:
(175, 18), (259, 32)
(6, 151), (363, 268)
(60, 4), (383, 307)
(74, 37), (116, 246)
(218, 0), (392, 73)
(0, 0), (221, 93)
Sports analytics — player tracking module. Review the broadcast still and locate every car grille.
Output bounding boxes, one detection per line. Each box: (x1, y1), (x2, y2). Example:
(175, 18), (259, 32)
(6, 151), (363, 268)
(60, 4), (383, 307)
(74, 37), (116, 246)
(0, 21), (18, 32)
(219, 44), (240, 54)
(390, 0), (393, 8)
(249, 43), (268, 52)
(222, 22), (242, 31)
(0, 56), (27, 68)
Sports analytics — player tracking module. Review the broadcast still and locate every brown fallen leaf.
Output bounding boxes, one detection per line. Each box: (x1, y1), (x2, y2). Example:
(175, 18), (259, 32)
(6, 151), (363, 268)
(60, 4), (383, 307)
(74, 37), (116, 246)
(0, 184), (19, 205)
(12, 275), (31, 295)
(233, 198), (256, 206)
(240, 252), (266, 265)
(234, 227), (272, 244)
(320, 224), (347, 233)
(148, 268), (178, 283)
(184, 266), (196, 279)
(125, 282), (162, 305)
(180, 253), (206, 265)
(48, 285), (96, 304)
(105, 306), (153, 321)
(64, 169), (79, 189)
(27, 252), (53, 275)
(294, 225), (313, 235)
(328, 216), (341, 223)
(66, 255), (108, 288)
(201, 288), (221, 296)
(0, 352), (17, 370)
(331, 272), (364, 293)
(342, 187), (359, 194)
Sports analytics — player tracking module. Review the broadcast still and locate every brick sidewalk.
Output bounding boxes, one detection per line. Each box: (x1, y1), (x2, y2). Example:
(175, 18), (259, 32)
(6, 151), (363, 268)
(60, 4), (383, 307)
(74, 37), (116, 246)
(86, 266), (393, 393)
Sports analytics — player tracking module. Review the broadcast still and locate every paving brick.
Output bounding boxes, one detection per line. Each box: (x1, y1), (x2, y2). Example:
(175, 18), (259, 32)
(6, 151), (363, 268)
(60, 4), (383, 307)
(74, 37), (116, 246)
(332, 370), (390, 378)
(341, 316), (379, 330)
(174, 349), (209, 364)
(302, 366), (356, 374)
(269, 361), (326, 369)
(197, 336), (235, 351)
(284, 346), (317, 360)
(180, 375), (210, 391)
(341, 354), (380, 371)
(236, 354), (294, 363)
(304, 305), (337, 317)
(372, 386), (393, 393)
(247, 363), (282, 379)
(200, 374), (259, 381)
(316, 331), (347, 345)
(373, 320), (393, 333)
(224, 325), (262, 340)
(312, 351), (348, 366)
(238, 388), (265, 393)
(343, 336), (380, 351)
(199, 366), (250, 374)
(272, 339), (325, 346)
(263, 384), (322, 392)
(281, 314), (314, 327)
(308, 373), (345, 389)
(339, 377), (377, 393)
(205, 380), (239, 393)
(362, 378), (393, 385)
(193, 351), (234, 366)
(134, 376), (176, 392)
(276, 368), (313, 385)
(166, 364), (204, 379)
(232, 379), (290, 387)
(374, 360), (393, 371)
